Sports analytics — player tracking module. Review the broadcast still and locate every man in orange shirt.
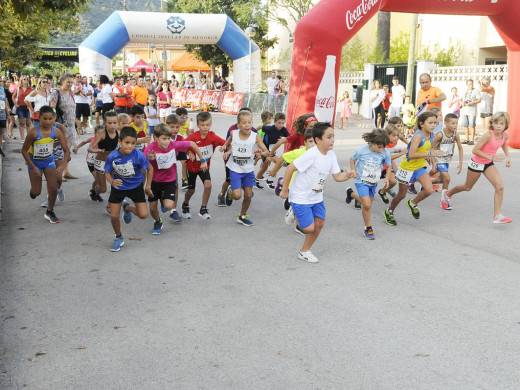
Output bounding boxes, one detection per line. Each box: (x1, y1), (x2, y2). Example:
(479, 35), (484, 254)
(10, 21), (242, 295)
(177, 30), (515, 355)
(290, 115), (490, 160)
(131, 77), (149, 108)
(416, 73), (446, 113)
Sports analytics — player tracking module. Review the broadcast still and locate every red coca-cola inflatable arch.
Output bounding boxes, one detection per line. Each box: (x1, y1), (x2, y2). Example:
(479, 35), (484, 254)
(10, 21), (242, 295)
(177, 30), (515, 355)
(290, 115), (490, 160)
(287, 0), (520, 148)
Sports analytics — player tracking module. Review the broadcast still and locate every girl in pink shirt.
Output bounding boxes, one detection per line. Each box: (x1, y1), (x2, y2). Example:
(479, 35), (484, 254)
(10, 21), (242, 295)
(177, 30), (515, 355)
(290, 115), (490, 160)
(442, 112), (512, 223)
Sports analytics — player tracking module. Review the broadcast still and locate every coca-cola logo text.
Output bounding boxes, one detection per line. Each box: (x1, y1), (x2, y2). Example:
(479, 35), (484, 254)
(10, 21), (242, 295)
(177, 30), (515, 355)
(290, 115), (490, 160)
(202, 91), (222, 106)
(346, 0), (381, 30)
(315, 96), (335, 109)
(220, 92), (245, 114)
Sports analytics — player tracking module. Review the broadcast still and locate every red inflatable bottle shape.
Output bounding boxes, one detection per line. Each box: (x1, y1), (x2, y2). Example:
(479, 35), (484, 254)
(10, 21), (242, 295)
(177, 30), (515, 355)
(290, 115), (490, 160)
(314, 55), (337, 123)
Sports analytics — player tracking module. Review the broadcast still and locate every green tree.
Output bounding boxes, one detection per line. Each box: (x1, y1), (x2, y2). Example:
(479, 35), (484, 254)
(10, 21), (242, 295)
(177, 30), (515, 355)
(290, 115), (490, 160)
(388, 31), (410, 63)
(1, 0), (91, 20)
(167, 0), (276, 68)
(340, 36), (366, 71)
(0, 1), (88, 70)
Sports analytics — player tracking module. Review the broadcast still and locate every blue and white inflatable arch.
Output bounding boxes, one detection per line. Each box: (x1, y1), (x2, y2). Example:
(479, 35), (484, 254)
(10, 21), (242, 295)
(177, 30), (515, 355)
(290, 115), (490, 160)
(79, 11), (261, 92)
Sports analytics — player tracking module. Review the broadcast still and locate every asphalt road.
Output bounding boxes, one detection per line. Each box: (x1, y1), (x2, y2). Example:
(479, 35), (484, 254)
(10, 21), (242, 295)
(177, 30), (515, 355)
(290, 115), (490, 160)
(1, 113), (520, 389)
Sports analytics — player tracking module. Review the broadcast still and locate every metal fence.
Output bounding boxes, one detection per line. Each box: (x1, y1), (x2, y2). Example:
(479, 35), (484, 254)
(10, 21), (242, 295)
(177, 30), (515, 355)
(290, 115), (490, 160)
(242, 92), (288, 115)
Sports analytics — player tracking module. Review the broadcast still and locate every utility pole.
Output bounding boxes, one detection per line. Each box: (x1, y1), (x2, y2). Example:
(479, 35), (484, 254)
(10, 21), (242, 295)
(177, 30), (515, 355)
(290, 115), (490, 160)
(122, 0), (127, 76)
(161, 0), (168, 80)
(406, 13), (419, 98)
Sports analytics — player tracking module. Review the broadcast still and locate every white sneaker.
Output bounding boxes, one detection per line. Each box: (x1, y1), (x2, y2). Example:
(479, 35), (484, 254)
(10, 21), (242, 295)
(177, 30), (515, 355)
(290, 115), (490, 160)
(297, 250), (318, 263)
(285, 206), (295, 225)
(41, 198), (49, 208)
(57, 187), (65, 201)
(198, 208), (211, 219)
(493, 213), (512, 224)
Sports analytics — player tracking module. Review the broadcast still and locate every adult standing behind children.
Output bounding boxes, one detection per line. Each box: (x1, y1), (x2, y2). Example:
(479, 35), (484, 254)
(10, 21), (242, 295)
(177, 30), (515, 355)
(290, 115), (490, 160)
(477, 77), (495, 134)
(389, 76), (406, 117)
(460, 79), (481, 145)
(369, 80), (386, 128)
(131, 78), (149, 109)
(416, 73), (446, 113)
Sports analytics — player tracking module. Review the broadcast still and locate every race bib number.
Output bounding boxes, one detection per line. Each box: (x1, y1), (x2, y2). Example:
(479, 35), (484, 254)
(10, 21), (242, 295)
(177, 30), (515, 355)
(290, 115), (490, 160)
(94, 158), (105, 172)
(136, 138), (146, 150)
(0, 100), (5, 110)
(113, 160), (135, 178)
(232, 142), (253, 160)
(196, 145), (213, 161)
(361, 165), (381, 184)
(33, 142), (53, 160)
(395, 167), (413, 184)
(312, 172), (327, 192)
(156, 149), (177, 170)
(440, 143), (454, 156)
(469, 159), (485, 172)
(87, 152), (96, 164)
(268, 143), (277, 153)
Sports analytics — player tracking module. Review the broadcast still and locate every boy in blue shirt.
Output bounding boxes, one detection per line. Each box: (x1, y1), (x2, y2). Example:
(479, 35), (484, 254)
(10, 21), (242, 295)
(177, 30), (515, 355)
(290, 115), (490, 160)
(105, 126), (154, 251)
(346, 129), (392, 240)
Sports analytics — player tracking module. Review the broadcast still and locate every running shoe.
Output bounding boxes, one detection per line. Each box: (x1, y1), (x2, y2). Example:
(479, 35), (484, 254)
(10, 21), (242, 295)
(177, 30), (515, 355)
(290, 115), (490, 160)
(170, 210), (182, 222)
(285, 206), (295, 225)
(345, 187), (354, 204)
(383, 208), (397, 226)
(44, 210), (60, 223)
(0, 147), (4, 157)
(41, 198), (48, 208)
(266, 179), (275, 189)
(109, 236), (124, 252)
(225, 186), (233, 206)
(387, 188), (396, 197)
(354, 200), (361, 210)
(57, 187), (65, 202)
(284, 198), (290, 210)
(30, 190), (37, 199)
(217, 194), (226, 207)
(237, 214), (253, 226)
(295, 224), (306, 235)
(378, 189), (389, 204)
(160, 199), (167, 213)
(152, 218), (163, 235)
(441, 189), (452, 210)
(181, 202), (191, 219)
(122, 200), (132, 224)
(363, 226), (375, 240)
(407, 184), (417, 194)
(105, 205), (111, 216)
(297, 250), (318, 263)
(181, 178), (188, 190)
(493, 214), (513, 224)
(407, 199), (420, 219)
(275, 176), (284, 196)
(199, 207), (211, 220)
(255, 179), (264, 190)
(90, 189), (96, 201)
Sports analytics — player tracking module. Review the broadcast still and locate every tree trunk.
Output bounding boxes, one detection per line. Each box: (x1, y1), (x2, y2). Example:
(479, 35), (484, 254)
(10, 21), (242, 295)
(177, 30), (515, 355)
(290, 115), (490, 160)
(377, 11), (391, 62)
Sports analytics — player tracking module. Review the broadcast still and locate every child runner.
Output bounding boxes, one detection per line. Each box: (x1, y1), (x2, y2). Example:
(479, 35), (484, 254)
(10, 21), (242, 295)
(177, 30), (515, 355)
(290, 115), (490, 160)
(257, 112), (290, 189)
(104, 126), (153, 251)
(144, 95), (159, 136)
(429, 113), (463, 209)
(256, 110), (273, 141)
(268, 128), (315, 232)
(165, 114), (187, 221)
(156, 82), (172, 123)
(117, 113), (130, 130)
(222, 110), (268, 226)
(375, 124), (405, 204)
(269, 113), (318, 155)
(216, 107), (256, 206)
(346, 129), (392, 240)
(183, 111), (225, 219)
(175, 107), (190, 189)
(130, 105), (150, 152)
(144, 123), (205, 234)
(88, 110), (119, 211)
(73, 124), (104, 201)
(279, 122), (355, 263)
(383, 111), (442, 226)
(21, 106), (70, 223)
(442, 112), (512, 223)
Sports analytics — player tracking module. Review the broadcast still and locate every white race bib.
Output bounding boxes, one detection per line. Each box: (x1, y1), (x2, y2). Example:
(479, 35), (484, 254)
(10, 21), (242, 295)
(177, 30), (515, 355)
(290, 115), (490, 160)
(156, 149), (177, 170)
(232, 142), (253, 160)
(361, 165), (381, 184)
(94, 158), (105, 172)
(395, 167), (414, 184)
(0, 100), (5, 110)
(312, 172), (327, 192)
(469, 159), (485, 172)
(136, 140), (145, 151)
(113, 160), (135, 178)
(440, 143), (454, 156)
(196, 145), (213, 161)
(87, 152), (96, 164)
(33, 142), (53, 160)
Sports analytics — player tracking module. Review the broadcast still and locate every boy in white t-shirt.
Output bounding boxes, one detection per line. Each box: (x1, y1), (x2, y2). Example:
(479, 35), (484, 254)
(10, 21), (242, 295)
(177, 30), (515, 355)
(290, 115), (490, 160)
(279, 122), (356, 263)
